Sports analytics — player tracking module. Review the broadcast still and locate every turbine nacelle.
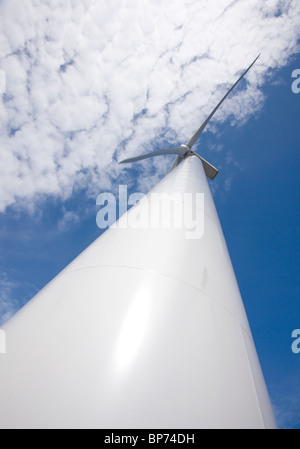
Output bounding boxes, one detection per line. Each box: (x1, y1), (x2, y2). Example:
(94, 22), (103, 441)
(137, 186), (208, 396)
(179, 144), (192, 153)
(179, 144), (196, 159)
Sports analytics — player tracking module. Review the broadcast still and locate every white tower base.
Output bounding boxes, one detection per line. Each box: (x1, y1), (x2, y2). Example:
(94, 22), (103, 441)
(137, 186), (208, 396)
(0, 156), (276, 429)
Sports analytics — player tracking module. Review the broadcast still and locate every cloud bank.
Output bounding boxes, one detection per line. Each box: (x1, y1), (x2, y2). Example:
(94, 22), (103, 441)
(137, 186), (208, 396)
(0, 0), (299, 211)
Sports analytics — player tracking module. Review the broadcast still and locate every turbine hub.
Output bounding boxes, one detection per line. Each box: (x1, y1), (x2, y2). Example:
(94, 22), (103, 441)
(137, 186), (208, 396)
(179, 144), (194, 159)
(179, 144), (193, 158)
(180, 144), (191, 151)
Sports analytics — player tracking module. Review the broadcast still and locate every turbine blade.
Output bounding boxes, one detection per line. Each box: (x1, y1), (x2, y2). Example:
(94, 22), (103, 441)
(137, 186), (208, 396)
(186, 54), (260, 149)
(168, 155), (183, 173)
(193, 153), (219, 180)
(119, 147), (187, 164)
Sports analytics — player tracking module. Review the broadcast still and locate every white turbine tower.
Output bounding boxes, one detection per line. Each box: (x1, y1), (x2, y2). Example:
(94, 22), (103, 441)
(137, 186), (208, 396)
(0, 55), (277, 429)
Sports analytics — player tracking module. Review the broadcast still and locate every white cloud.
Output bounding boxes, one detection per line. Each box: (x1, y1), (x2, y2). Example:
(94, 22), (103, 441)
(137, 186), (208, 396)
(0, 273), (20, 326)
(57, 208), (80, 231)
(0, 0), (299, 211)
(270, 378), (300, 429)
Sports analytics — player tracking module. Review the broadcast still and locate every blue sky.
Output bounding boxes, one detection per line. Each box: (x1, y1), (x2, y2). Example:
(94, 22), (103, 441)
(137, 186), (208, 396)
(211, 57), (300, 429)
(0, 0), (299, 429)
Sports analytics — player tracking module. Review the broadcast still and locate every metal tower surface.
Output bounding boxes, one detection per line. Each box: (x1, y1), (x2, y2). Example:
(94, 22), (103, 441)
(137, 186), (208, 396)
(0, 154), (276, 429)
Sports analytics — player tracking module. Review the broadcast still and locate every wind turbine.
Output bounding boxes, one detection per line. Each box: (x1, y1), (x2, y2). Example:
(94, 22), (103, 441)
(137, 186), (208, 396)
(0, 55), (277, 429)
(120, 54), (260, 177)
